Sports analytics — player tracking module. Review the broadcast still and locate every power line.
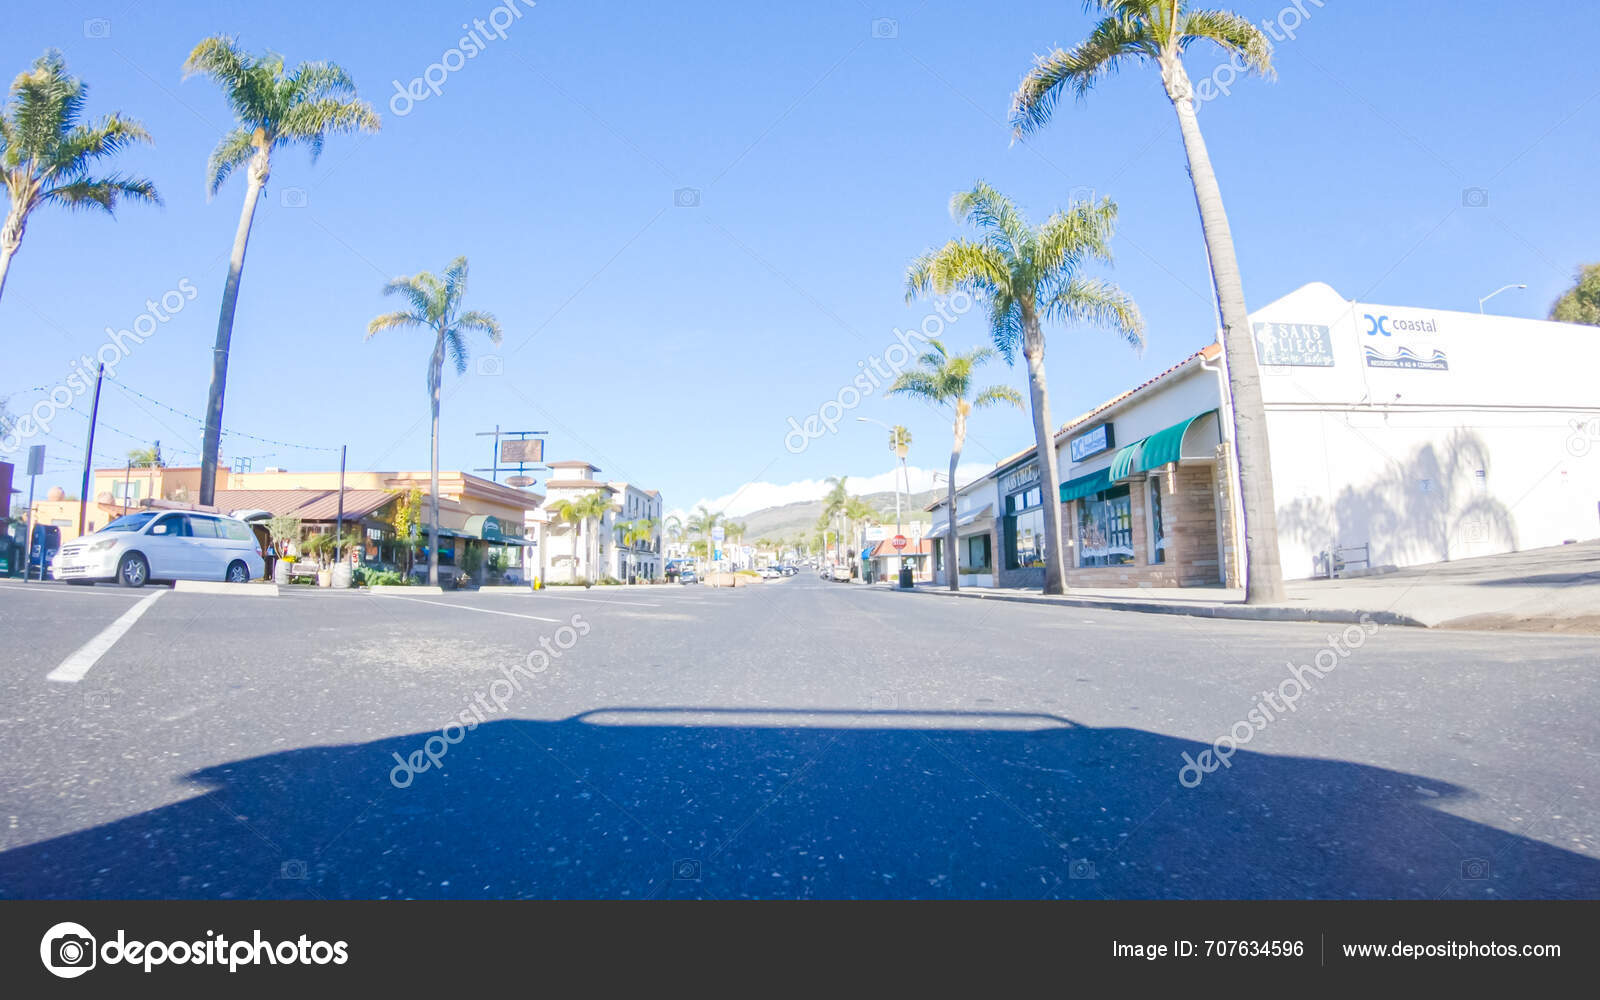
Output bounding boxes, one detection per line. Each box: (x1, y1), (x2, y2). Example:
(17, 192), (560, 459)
(106, 378), (341, 453)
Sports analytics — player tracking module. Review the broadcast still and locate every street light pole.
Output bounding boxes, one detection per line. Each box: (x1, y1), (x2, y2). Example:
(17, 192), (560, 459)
(1478, 283), (1527, 313)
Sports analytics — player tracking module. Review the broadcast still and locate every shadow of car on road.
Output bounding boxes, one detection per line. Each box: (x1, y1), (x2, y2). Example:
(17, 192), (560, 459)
(3, 710), (1596, 900)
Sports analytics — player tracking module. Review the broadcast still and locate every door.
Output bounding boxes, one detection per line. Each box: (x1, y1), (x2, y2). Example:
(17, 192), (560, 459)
(186, 514), (233, 579)
(142, 513), (194, 579)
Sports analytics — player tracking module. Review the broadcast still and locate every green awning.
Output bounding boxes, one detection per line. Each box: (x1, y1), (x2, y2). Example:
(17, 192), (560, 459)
(1060, 468), (1112, 503)
(1136, 410), (1216, 473)
(1109, 440), (1144, 482)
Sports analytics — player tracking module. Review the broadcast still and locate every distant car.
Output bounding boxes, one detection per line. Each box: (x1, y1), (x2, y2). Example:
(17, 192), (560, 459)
(828, 563), (851, 582)
(781, 565), (798, 577)
(679, 569), (699, 585)
(759, 566), (781, 579)
(52, 510), (265, 587)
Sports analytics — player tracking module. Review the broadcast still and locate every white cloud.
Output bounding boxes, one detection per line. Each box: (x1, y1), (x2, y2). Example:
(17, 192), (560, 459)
(670, 463), (992, 519)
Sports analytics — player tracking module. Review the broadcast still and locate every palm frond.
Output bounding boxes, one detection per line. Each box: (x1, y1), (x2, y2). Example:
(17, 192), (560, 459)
(444, 330), (469, 375)
(40, 174), (161, 213)
(380, 274), (437, 320)
(456, 309), (503, 344)
(1180, 8), (1275, 77)
(278, 97), (380, 161)
(204, 127), (257, 196)
(1010, 14), (1156, 135)
(365, 309), (426, 339)
(971, 385), (1026, 411)
(1043, 276), (1146, 351)
(50, 114), (154, 173)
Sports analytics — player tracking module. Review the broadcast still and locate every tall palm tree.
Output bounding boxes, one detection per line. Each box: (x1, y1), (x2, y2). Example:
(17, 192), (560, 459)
(907, 181), (1141, 595)
(366, 256), (502, 586)
(551, 498), (586, 582)
(820, 476), (850, 566)
(888, 339), (1023, 591)
(184, 37), (380, 505)
(621, 516), (658, 580)
(0, 50), (160, 305)
(1010, 0), (1285, 602)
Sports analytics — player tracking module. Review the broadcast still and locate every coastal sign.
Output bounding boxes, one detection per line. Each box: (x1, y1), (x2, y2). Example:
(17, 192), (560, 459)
(1069, 424), (1115, 463)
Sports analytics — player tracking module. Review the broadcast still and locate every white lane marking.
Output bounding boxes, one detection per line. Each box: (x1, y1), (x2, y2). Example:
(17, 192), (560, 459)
(517, 593), (661, 607)
(46, 590), (166, 683)
(372, 594), (561, 622)
(0, 582), (144, 598)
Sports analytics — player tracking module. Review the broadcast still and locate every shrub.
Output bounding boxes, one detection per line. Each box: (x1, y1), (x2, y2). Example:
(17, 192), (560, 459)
(361, 570), (408, 588)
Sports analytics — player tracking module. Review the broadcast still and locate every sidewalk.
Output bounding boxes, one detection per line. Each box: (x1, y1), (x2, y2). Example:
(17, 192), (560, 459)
(868, 540), (1600, 633)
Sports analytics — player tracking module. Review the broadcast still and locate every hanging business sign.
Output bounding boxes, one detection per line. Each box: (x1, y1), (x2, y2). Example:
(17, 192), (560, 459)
(1069, 424), (1114, 463)
(500, 438), (544, 464)
(1253, 322), (1335, 367)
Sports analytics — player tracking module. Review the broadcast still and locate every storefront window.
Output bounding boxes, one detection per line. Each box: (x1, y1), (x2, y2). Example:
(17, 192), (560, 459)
(1004, 486), (1047, 570)
(1078, 485), (1134, 567)
(962, 533), (991, 572)
(1149, 477), (1166, 565)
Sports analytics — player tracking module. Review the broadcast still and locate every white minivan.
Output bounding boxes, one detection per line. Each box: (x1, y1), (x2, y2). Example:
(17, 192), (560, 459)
(53, 510), (266, 587)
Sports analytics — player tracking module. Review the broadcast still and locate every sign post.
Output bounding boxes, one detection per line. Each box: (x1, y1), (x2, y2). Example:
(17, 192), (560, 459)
(23, 445), (43, 583)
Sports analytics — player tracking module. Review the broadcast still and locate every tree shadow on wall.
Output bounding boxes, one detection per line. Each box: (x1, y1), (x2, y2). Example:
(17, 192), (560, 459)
(1277, 429), (1518, 576)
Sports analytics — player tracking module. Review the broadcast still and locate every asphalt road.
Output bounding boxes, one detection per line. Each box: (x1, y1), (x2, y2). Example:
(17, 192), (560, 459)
(1, 573), (1597, 899)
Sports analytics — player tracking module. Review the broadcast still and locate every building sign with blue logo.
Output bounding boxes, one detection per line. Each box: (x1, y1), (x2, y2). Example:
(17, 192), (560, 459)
(1069, 424), (1115, 463)
(1253, 322), (1335, 367)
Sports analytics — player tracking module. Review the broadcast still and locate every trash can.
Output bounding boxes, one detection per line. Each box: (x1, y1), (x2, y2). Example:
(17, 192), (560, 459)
(898, 565), (914, 589)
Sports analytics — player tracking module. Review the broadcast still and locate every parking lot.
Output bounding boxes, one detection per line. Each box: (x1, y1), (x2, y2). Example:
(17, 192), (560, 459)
(2, 575), (1599, 899)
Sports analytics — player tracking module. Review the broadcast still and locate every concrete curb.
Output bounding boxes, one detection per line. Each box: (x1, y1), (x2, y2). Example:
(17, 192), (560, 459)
(173, 580), (280, 597)
(871, 584), (1427, 628)
(369, 585), (446, 595)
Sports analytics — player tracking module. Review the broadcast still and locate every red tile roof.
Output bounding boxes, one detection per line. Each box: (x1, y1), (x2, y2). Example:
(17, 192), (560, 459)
(213, 489), (397, 522)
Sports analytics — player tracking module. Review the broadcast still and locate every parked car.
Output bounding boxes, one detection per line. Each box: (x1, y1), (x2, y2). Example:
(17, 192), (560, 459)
(828, 563), (851, 582)
(679, 568), (699, 585)
(52, 510), (265, 587)
(759, 566), (781, 579)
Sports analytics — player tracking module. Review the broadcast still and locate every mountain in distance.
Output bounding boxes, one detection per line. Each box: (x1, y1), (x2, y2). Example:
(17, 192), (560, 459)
(735, 488), (938, 542)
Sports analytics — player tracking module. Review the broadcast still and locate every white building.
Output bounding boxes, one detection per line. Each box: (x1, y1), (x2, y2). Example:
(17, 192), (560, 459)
(606, 481), (663, 582)
(525, 462), (664, 584)
(931, 282), (1600, 589)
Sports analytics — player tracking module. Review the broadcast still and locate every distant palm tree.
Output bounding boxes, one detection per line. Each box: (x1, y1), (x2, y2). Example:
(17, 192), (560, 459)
(888, 339), (1023, 591)
(907, 181), (1141, 595)
(126, 445), (161, 468)
(184, 37), (380, 504)
(686, 505), (721, 571)
(820, 476), (850, 566)
(551, 499), (586, 581)
(366, 256), (502, 586)
(1010, 0), (1285, 602)
(0, 50), (160, 304)
(621, 517), (658, 580)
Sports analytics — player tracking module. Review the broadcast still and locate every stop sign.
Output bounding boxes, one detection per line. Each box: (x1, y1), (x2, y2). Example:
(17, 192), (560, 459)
(891, 534), (908, 550)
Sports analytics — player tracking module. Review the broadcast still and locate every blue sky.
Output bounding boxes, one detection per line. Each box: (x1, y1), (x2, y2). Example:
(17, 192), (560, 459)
(2, 0), (1595, 517)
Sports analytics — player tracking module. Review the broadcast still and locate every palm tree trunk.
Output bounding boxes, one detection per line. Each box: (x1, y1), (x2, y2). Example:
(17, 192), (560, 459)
(199, 150), (269, 506)
(946, 409), (967, 592)
(1021, 314), (1068, 595)
(0, 206), (26, 305)
(428, 334), (444, 587)
(1163, 57), (1285, 603)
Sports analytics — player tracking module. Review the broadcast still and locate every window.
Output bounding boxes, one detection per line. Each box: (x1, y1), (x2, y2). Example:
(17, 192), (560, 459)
(110, 479), (144, 501)
(1149, 478), (1166, 565)
(151, 513), (190, 537)
(1004, 487), (1047, 570)
(1078, 485), (1134, 567)
(188, 515), (221, 538)
(223, 519), (255, 542)
(963, 533), (991, 572)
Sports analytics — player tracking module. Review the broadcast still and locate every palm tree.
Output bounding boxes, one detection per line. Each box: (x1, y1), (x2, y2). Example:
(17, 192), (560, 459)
(888, 339), (1023, 591)
(551, 499), (586, 582)
(126, 445), (161, 468)
(1010, 0), (1285, 602)
(0, 50), (160, 305)
(365, 256), (502, 586)
(686, 505), (721, 572)
(621, 517), (658, 580)
(184, 37), (380, 505)
(820, 476), (850, 566)
(907, 181), (1142, 595)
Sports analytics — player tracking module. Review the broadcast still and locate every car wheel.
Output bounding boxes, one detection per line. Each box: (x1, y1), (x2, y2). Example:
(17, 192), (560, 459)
(117, 553), (149, 588)
(225, 560), (250, 584)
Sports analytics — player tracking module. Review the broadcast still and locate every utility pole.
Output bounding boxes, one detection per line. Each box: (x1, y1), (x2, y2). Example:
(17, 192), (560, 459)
(77, 363), (105, 535)
(334, 444), (347, 565)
